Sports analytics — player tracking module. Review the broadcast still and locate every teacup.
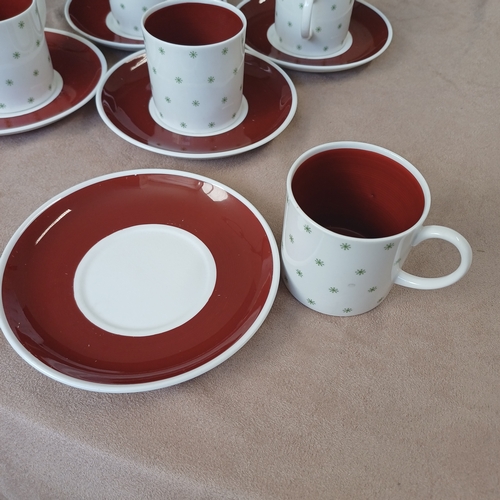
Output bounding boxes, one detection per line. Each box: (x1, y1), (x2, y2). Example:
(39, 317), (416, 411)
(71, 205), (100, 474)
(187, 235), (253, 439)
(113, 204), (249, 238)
(270, 0), (354, 58)
(0, 0), (62, 116)
(142, 0), (247, 136)
(281, 142), (473, 316)
(108, 0), (163, 39)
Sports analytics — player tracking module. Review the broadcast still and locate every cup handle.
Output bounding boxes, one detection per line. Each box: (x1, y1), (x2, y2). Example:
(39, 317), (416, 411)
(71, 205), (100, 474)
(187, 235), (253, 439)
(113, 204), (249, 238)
(394, 225), (472, 290)
(301, 0), (314, 39)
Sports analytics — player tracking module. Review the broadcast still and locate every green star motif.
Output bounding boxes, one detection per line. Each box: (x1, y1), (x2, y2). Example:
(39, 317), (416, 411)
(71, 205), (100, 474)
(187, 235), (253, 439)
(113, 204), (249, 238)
(296, 269), (303, 278)
(133, 26), (139, 31)
(28, 97), (34, 103)
(331, 4), (337, 10)
(315, 258), (325, 267)
(368, 287), (377, 293)
(159, 47), (165, 55)
(222, 47), (229, 55)
(192, 100), (200, 107)
(208, 122), (215, 128)
(304, 224), (312, 233)
(142, 6), (148, 11)
(208, 76), (215, 83)
(289, 234), (294, 243)
(323, 46), (329, 51)
(13, 52), (21, 59)
(221, 97), (228, 104)
(36, 40), (41, 47)
(233, 68), (238, 75)
(33, 69), (39, 77)
(232, 112), (236, 119)
(0, 104), (6, 109)
(299, 3), (304, 8)
(165, 96), (171, 103)
(180, 122), (187, 128)
(329, 287), (339, 293)
(343, 308), (353, 313)
(355, 269), (366, 276)
(296, 45), (302, 50)
(340, 243), (351, 250)
(18, 21), (25, 29)
(153, 67), (157, 74)
(175, 76), (183, 84)
(189, 51), (198, 59)
(288, 21), (293, 27)
(338, 23), (342, 29)
(120, 3), (125, 8)
(307, 298), (316, 305)
(6, 79), (14, 86)
(384, 243), (395, 250)
(315, 26), (322, 32)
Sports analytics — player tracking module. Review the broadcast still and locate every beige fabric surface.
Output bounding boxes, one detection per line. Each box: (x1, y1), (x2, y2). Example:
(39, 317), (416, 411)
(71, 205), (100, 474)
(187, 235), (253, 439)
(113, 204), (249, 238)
(1, 0), (499, 498)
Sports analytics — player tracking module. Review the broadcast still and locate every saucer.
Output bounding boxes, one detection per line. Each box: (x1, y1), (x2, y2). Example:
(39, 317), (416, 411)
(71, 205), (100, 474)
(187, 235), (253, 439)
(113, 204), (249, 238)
(0, 169), (280, 393)
(64, 0), (145, 51)
(237, 0), (393, 73)
(96, 50), (297, 159)
(0, 29), (107, 136)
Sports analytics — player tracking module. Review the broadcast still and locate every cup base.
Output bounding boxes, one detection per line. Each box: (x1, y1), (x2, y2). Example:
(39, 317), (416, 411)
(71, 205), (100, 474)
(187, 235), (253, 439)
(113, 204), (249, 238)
(267, 24), (353, 59)
(148, 97), (249, 137)
(0, 71), (64, 119)
(105, 12), (144, 40)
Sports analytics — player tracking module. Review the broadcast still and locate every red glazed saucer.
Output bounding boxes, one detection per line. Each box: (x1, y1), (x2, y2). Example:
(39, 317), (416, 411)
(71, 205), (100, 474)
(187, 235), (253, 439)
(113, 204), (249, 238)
(0, 29), (106, 135)
(96, 50), (297, 158)
(0, 170), (280, 392)
(237, 0), (393, 73)
(64, 0), (144, 51)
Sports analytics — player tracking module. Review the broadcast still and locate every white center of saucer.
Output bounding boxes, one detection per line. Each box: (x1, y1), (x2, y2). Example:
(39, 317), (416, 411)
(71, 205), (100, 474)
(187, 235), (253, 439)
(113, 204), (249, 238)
(73, 224), (217, 337)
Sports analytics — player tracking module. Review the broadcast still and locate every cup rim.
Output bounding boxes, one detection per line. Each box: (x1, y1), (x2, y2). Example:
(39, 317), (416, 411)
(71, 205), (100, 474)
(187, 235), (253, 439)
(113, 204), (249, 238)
(286, 141), (432, 243)
(0, 0), (35, 24)
(141, 0), (247, 48)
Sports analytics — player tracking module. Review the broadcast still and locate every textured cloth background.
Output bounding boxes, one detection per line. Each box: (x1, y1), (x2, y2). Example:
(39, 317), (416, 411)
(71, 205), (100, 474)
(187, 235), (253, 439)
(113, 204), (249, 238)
(1, 0), (499, 498)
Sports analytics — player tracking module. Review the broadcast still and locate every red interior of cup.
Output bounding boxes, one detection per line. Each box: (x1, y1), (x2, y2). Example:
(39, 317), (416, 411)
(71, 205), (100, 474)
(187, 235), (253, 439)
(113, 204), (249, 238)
(0, 0), (32, 21)
(144, 2), (243, 45)
(292, 148), (425, 238)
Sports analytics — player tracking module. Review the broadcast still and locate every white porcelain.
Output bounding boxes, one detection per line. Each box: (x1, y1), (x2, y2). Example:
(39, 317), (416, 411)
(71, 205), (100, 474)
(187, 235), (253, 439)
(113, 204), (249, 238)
(108, 0), (162, 38)
(273, 0), (354, 58)
(0, 0), (62, 116)
(142, 0), (247, 136)
(281, 142), (473, 316)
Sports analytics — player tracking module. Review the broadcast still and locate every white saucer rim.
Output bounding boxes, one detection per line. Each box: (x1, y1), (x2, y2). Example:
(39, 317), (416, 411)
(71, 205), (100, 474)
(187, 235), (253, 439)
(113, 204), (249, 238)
(64, 0), (145, 51)
(0, 29), (107, 136)
(0, 168), (281, 393)
(95, 50), (298, 159)
(237, 0), (393, 73)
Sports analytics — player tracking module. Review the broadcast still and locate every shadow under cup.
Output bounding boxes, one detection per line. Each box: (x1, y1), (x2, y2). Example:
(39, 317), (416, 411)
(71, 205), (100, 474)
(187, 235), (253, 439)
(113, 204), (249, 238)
(144, 2), (244, 44)
(292, 149), (426, 239)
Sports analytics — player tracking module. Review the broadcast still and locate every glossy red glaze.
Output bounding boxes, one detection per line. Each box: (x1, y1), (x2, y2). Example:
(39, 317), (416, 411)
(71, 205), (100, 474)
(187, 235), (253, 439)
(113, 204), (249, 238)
(99, 52), (294, 155)
(67, 0), (143, 46)
(240, 0), (389, 68)
(2, 173), (275, 384)
(292, 149), (425, 238)
(0, 31), (103, 131)
(0, 0), (31, 20)
(145, 3), (243, 45)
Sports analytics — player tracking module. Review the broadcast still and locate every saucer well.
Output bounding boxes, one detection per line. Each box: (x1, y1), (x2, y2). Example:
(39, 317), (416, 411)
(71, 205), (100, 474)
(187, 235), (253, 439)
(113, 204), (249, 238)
(96, 50), (297, 159)
(237, 0), (393, 73)
(64, 0), (145, 51)
(0, 29), (107, 136)
(0, 169), (280, 392)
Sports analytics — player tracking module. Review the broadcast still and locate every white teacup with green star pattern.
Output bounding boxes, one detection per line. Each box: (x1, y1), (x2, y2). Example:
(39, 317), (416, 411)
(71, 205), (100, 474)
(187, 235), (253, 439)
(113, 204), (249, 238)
(271, 0), (354, 58)
(108, 0), (163, 39)
(0, 0), (62, 116)
(281, 142), (473, 316)
(142, 0), (247, 136)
